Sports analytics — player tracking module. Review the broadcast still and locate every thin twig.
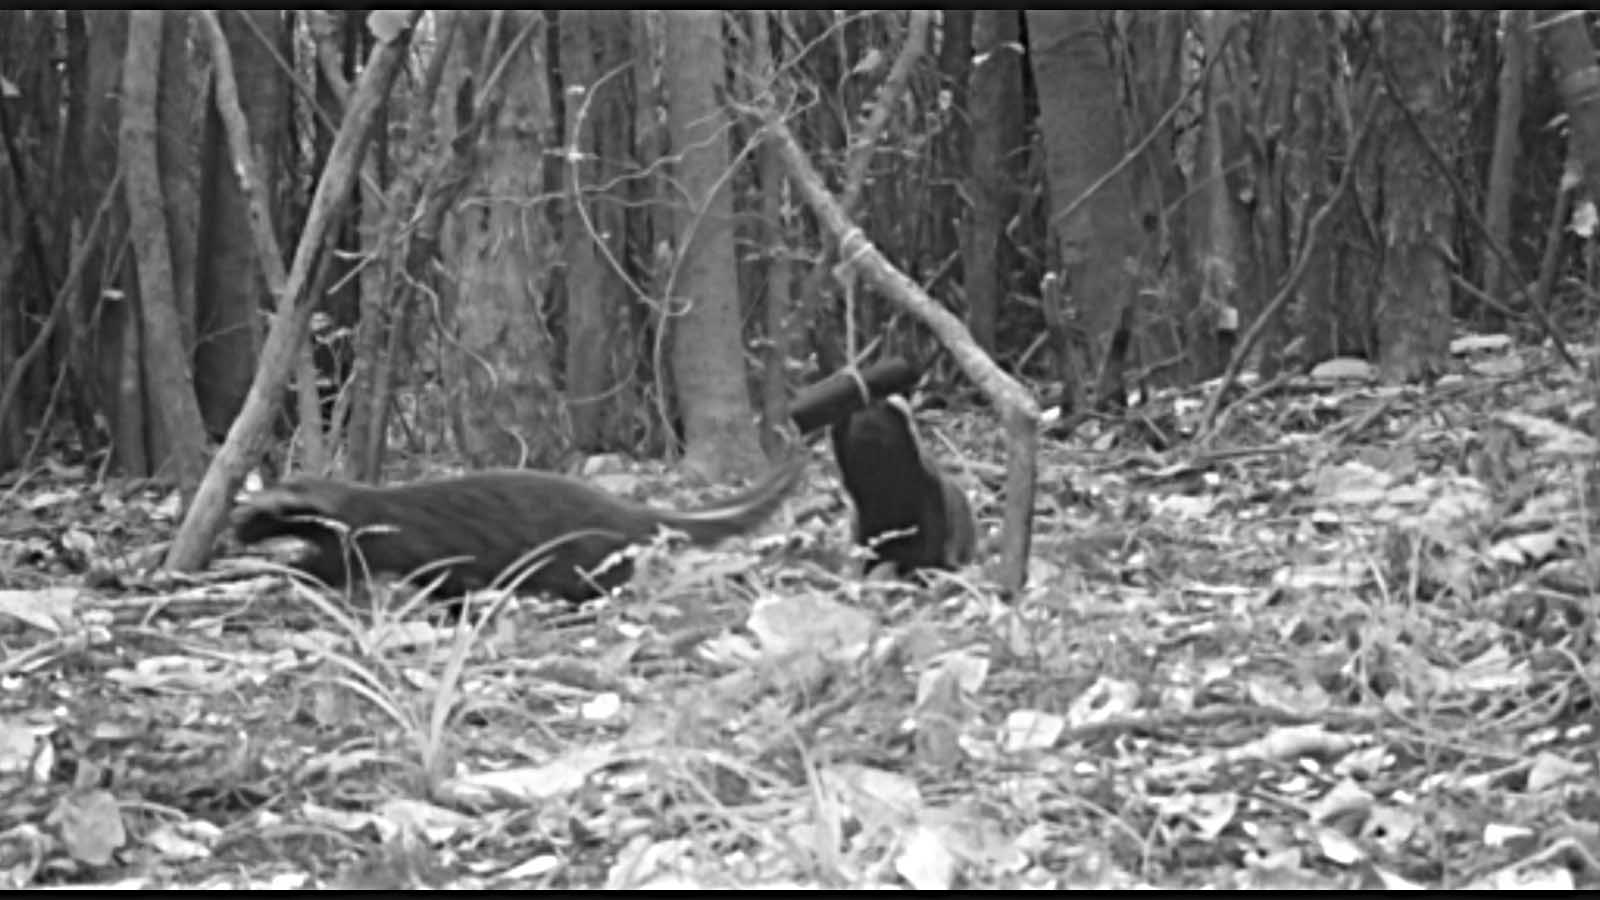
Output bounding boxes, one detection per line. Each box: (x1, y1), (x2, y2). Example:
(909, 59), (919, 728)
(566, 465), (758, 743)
(0, 168), (124, 441)
(1049, 17), (1236, 231)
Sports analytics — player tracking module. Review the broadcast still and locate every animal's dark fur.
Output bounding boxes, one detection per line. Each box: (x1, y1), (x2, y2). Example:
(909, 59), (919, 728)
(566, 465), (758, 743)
(231, 456), (807, 601)
(831, 396), (975, 575)
(788, 357), (920, 436)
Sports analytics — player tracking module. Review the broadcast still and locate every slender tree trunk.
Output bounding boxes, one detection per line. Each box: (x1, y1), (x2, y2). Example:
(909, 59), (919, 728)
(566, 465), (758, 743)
(1375, 10), (1452, 383)
(1124, 11), (1194, 379)
(932, 10), (972, 288)
(300, 10), (366, 474)
(663, 10), (765, 478)
(195, 11), (285, 439)
(1276, 13), (1336, 368)
(589, 11), (640, 449)
(561, 10), (628, 452)
(0, 249), (19, 468)
(1256, 11), (1296, 375)
(121, 10), (208, 491)
(58, 11), (100, 449)
(142, 10), (203, 471)
(751, 11), (796, 455)
(965, 10), (1022, 352)
(1482, 10), (1528, 311)
(156, 12), (198, 356)
(344, 11), (460, 482)
(341, 52), (389, 464)
(81, 11), (141, 472)
(1194, 10), (1246, 379)
(561, 10), (602, 449)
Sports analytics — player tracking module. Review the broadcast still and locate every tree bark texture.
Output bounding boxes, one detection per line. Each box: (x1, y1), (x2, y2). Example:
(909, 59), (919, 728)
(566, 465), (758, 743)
(1025, 11), (1143, 408)
(1375, 10), (1453, 383)
(442, 11), (563, 469)
(156, 11), (199, 356)
(663, 10), (766, 479)
(121, 10), (209, 491)
(1256, 11), (1334, 373)
(82, 11), (141, 472)
(561, 10), (636, 453)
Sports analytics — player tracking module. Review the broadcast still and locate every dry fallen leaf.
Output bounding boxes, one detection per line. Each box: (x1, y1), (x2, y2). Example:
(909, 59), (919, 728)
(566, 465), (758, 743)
(47, 789), (126, 866)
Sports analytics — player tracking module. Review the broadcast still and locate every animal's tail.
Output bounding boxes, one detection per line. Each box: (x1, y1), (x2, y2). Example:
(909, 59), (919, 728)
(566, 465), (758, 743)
(652, 454), (807, 545)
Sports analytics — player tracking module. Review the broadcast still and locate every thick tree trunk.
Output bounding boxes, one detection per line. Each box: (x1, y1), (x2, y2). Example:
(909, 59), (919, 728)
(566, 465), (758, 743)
(442, 11), (562, 469)
(663, 10), (765, 478)
(1375, 10), (1453, 383)
(121, 11), (209, 492)
(1025, 10), (1143, 410)
(965, 10), (1022, 353)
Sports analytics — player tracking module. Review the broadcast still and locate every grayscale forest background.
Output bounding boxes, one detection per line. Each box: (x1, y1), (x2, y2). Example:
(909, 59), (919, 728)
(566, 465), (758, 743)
(3, 11), (1586, 490)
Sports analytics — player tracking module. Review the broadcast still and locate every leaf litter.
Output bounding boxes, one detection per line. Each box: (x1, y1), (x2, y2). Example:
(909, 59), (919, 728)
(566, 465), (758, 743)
(2, 337), (1600, 888)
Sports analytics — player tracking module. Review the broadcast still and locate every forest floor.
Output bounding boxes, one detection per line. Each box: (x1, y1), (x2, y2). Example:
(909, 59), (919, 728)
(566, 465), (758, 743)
(2, 335), (1599, 889)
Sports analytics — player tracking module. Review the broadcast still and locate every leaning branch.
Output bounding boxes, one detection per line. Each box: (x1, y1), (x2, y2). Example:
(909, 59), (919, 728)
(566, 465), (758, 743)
(165, 11), (422, 572)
